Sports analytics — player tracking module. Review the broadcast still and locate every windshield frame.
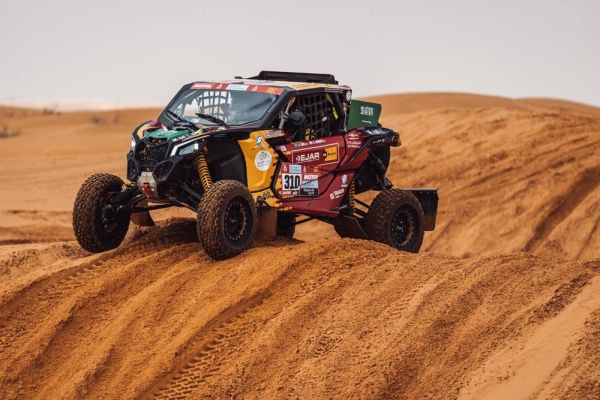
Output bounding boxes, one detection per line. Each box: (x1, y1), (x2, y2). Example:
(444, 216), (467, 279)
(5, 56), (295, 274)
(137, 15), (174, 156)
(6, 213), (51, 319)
(159, 83), (290, 130)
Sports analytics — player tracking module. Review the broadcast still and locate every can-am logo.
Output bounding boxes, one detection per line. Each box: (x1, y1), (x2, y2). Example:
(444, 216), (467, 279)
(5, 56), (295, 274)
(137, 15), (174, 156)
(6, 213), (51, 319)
(295, 152), (320, 163)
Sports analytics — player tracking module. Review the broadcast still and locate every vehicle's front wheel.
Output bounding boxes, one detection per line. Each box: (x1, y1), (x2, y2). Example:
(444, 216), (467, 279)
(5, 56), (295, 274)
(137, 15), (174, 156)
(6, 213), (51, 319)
(197, 180), (257, 260)
(73, 173), (131, 253)
(364, 189), (424, 253)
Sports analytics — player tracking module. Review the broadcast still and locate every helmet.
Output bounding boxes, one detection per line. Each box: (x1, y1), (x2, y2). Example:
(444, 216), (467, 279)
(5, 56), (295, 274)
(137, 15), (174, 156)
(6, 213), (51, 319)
(228, 91), (262, 123)
(230, 91), (254, 113)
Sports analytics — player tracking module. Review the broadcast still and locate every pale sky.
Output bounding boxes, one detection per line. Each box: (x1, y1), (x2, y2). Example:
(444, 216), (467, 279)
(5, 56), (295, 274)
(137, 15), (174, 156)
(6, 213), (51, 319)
(1, 0), (599, 109)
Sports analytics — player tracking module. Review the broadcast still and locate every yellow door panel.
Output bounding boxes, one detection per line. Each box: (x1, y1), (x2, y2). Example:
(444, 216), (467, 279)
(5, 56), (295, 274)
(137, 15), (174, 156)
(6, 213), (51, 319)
(237, 130), (279, 194)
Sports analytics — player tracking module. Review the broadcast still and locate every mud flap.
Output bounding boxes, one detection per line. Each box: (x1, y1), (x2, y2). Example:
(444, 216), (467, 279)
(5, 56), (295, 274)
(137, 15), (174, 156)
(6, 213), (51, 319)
(255, 207), (277, 242)
(406, 188), (438, 231)
(130, 199), (155, 227)
(335, 216), (369, 239)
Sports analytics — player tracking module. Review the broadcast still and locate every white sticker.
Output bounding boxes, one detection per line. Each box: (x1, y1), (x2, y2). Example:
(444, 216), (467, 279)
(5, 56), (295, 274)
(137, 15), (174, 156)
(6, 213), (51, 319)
(228, 84), (249, 91)
(282, 173), (301, 190)
(254, 150), (272, 171)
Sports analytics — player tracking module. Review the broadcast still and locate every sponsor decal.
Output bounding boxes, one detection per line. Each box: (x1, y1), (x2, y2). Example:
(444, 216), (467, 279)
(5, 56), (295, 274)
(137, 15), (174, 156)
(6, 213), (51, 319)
(330, 188), (345, 199)
(300, 179), (318, 189)
(303, 173), (319, 181)
(292, 143), (339, 165)
(295, 151), (320, 163)
(215, 84), (224, 90)
(254, 150), (272, 171)
(228, 84), (249, 91)
(279, 165), (320, 197)
(255, 134), (263, 146)
(347, 140), (362, 148)
(346, 91), (352, 101)
(244, 86), (285, 95)
(322, 146), (338, 162)
(265, 130), (284, 138)
(266, 87), (284, 95)
(191, 82), (214, 90)
(299, 188), (318, 196)
(341, 174), (348, 188)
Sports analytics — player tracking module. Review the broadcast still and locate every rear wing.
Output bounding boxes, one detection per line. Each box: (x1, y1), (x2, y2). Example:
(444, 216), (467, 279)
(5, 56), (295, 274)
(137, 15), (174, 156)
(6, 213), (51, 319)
(348, 100), (382, 130)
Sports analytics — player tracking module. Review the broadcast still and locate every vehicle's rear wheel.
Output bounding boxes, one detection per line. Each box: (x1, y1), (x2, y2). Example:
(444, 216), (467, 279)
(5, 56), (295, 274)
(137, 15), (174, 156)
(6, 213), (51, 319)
(364, 189), (424, 253)
(333, 218), (350, 238)
(276, 213), (296, 238)
(197, 180), (257, 260)
(73, 173), (131, 253)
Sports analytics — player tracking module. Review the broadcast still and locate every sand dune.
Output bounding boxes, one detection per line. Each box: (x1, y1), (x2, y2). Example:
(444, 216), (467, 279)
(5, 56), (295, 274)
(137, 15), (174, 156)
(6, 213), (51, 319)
(0, 93), (599, 399)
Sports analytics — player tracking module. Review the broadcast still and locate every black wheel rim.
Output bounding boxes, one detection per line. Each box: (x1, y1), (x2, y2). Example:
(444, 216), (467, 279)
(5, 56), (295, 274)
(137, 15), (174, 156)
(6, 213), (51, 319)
(100, 193), (120, 234)
(224, 198), (249, 242)
(390, 205), (416, 248)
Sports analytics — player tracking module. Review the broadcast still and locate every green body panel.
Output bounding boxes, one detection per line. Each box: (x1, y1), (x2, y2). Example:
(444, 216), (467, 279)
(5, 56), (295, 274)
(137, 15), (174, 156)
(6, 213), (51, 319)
(147, 128), (190, 141)
(347, 100), (382, 130)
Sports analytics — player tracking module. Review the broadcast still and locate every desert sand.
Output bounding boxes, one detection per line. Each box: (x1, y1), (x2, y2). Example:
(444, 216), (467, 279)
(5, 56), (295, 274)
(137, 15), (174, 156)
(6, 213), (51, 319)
(0, 93), (599, 399)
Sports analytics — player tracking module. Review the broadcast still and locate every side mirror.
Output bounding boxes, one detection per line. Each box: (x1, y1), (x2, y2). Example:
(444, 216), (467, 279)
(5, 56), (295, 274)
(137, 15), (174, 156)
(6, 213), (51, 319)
(287, 110), (306, 127)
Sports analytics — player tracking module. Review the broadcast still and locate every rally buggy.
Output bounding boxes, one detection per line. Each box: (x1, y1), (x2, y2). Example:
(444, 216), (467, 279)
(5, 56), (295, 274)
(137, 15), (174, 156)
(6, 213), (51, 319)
(73, 71), (438, 260)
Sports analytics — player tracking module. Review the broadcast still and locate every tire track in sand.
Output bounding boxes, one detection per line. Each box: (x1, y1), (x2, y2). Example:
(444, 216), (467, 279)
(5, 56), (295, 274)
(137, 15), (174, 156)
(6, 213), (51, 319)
(148, 294), (267, 400)
(142, 244), (339, 400)
(0, 223), (196, 361)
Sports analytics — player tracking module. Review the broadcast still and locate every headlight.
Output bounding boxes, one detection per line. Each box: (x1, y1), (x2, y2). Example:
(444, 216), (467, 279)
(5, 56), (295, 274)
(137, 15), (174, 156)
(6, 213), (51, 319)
(179, 142), (199, 156)
(130, 136), (136, 151)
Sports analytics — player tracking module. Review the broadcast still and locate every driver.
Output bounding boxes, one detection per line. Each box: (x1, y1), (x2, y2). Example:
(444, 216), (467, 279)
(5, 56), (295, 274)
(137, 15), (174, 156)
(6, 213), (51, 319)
(228, 91), (269, 124)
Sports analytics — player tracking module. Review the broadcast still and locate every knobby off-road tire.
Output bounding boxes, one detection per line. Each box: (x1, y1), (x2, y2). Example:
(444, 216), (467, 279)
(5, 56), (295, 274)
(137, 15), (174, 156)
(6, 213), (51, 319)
(364, 189), (424, 253)
(333, 219), (349, 238)
(197, 180), (258, 260)
(276, 213), (296, 238)
(73, 173), (131, 253)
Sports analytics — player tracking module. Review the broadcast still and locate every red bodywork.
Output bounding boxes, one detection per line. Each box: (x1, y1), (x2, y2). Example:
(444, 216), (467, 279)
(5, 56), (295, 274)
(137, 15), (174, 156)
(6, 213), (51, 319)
(275, 130), (371, 217)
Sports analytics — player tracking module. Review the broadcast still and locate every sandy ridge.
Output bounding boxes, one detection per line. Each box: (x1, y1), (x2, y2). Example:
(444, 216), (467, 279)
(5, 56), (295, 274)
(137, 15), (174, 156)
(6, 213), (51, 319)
(1, 93), (600, 399)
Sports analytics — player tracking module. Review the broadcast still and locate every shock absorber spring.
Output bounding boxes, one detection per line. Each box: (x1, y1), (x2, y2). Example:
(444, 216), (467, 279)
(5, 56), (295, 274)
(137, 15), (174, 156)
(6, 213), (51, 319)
(195, 153), (212, 191)
(349, 179), (356, 211)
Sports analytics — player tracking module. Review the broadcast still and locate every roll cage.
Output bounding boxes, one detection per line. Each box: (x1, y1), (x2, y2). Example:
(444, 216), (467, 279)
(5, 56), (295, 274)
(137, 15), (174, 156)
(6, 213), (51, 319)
(158, 72), (352, 140)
